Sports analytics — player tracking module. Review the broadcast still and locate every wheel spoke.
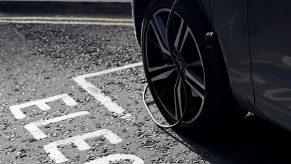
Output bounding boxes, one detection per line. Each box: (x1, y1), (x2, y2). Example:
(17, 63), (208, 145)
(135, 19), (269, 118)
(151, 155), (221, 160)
(149, 17), (169, 55)
(158, 77), (175, 99)
(174, 19), (185, 49)
(179, 27), (191, 52)
(150, 65), (176, 82)
(148, 38), (170, 56)
(153, 15), (167, 44)
(173, 76), (183, 119)
(185, 69), (205, 99)
(148, 64), (175, 73)
(188, 60), (202, 67)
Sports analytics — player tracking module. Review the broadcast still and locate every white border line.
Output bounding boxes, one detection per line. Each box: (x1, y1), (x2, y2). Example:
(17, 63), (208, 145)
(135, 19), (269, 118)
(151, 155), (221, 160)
(79, 62), (142, 79)
(0, 20), (133, 26)
(0, 17), (133, 26)
(73, 62), (143, 120)
(0, 17), (132, 22)
(0, 0), (131, 2)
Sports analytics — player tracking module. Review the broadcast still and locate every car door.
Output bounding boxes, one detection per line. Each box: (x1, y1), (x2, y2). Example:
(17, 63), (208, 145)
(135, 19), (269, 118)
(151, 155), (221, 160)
(210, 0), (254, 109)
(248, 0), (291, 127)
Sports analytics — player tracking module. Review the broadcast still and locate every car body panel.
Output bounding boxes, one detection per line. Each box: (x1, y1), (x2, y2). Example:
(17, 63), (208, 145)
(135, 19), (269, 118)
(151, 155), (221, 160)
(132, 0), (151, 44)
(195, 0), (211, 23)
(248, 0), (291, 129)
(210, 0), (255, 108)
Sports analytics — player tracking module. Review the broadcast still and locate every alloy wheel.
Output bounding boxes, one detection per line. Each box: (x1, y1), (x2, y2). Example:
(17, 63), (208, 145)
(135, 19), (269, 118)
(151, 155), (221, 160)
(144, 9), (206, 124)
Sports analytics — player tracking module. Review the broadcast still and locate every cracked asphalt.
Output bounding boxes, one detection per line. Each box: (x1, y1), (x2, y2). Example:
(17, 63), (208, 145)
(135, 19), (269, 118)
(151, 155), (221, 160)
(0, 3), (291, 164)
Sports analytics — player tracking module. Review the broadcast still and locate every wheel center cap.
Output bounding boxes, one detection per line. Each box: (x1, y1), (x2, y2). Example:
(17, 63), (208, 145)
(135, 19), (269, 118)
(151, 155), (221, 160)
(169, 48), (185, 74)
(173, 56), (185, 75)
(172, 51), (183, 67)
(176, 59), (183, 69)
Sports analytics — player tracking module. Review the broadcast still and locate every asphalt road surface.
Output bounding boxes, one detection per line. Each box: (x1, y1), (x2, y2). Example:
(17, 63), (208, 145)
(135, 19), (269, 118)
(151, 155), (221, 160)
(0, 2), (291, 164)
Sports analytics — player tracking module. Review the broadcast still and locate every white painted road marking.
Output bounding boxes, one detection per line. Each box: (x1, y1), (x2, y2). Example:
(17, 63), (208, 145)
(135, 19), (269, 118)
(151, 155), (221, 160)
(1, 0), (131, 2)
(0, 17), (132, 22)
(25, 111), (90, 140)
(78, 62), (143, 79)
(73, 62), (143, 121)
(84, 154), (144, 164)
(0, 17), (133, 26)
(10, 94), (78, 119)
(0, 20), (133, 26)
(44, 129), (123, 163)
(9, 63), (145, 163)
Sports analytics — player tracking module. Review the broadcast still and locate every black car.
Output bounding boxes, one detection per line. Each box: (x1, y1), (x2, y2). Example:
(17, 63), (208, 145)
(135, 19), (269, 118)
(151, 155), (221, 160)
(133, 0), (291, 133)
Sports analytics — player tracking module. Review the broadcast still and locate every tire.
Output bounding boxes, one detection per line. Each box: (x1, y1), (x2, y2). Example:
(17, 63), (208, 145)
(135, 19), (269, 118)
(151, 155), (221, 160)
(141, 0), (245, 134)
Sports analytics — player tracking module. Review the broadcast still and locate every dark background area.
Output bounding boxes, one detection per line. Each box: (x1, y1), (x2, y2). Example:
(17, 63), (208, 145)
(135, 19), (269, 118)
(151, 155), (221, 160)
(0, 1), (132, 18)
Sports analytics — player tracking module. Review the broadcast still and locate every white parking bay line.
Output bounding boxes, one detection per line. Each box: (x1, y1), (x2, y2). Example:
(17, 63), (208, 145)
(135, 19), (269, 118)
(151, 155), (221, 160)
(79, 62), (143, 79)
(73, 62), (143, 120)
(0, 17), (133, 26)
(3, 0), (131, 2)
(0, 20), (133, 26)
(0, 17), (132, 22)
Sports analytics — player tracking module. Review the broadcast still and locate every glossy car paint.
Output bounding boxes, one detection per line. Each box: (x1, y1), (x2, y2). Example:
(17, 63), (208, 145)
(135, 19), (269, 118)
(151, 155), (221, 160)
(210, 0), (255, 111)
(249, 0), (291, 129)
(132, 0), (150, 44)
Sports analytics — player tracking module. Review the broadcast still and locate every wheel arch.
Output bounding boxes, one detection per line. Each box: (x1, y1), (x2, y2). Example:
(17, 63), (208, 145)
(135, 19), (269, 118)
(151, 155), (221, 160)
(133, 0), (212, 45)
(132, 0), (151, 45)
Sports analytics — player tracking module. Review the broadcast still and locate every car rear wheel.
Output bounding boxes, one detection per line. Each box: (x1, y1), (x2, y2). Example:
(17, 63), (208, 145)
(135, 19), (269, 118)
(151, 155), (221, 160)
(141, 0), (245, 133)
